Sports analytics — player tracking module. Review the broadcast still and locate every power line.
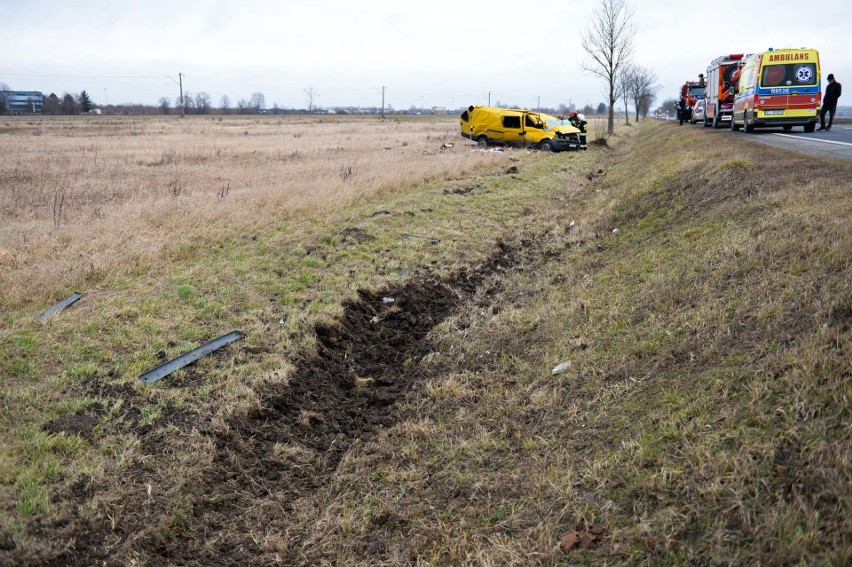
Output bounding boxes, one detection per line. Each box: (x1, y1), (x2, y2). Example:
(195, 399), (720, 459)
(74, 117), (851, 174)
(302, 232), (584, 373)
(0, 71), (163, 79)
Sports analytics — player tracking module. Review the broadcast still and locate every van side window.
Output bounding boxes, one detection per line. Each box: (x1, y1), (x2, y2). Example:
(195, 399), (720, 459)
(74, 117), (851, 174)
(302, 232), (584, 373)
(525, 115), (543, 129)
(502, 115), (521, 129)
(461, 110), (469, 122)
(740, 68), (754, 93)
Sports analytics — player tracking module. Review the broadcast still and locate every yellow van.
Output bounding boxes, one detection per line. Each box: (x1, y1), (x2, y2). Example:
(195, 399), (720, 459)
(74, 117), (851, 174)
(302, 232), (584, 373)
(731, 48), (821, 133)
(460, 106), (581, 152)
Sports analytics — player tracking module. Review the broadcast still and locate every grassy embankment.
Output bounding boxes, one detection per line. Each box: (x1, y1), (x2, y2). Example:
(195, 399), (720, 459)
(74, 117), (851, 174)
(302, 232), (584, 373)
(303, 122), (851, 565)
(1, 117), (850, 565)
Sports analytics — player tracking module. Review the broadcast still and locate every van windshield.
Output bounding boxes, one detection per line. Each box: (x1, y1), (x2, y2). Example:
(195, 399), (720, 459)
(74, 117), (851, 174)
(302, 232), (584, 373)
(542, 115), (568, 131)
(761, 63), (817, 87)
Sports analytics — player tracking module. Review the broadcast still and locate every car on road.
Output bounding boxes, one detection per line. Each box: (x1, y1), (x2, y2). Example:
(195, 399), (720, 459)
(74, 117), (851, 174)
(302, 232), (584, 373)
(690, 100), (705, 124)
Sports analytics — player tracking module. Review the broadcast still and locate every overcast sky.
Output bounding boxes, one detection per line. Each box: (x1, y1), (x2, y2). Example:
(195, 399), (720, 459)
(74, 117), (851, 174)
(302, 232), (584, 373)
(2, 0), (851, 111)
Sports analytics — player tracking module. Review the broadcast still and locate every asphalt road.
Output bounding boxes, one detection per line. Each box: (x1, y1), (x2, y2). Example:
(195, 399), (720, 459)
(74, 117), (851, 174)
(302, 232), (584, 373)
(666, 116), (852, 162)
(735, 123), (852, 162)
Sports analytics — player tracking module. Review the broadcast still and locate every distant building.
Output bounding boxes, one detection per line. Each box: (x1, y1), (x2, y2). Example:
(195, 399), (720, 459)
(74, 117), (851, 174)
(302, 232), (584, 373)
(1, 91), (44, 114)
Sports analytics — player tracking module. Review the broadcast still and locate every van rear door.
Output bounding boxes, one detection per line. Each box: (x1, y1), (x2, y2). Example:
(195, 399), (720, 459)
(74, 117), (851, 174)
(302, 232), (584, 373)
(759, 58), (819, 117)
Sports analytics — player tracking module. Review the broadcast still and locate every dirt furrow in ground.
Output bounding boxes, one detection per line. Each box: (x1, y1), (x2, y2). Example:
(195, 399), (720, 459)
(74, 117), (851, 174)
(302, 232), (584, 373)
(30, 231), (583, 565)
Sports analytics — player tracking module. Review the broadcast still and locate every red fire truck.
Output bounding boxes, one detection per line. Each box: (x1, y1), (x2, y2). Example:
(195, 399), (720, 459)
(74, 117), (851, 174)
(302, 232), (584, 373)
(677, 75), (706, 123)
(704, 53), (746, 128)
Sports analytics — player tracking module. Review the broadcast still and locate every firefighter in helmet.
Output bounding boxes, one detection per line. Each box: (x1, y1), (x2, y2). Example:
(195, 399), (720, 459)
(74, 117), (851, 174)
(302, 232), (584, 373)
(568, 110), (588, 150)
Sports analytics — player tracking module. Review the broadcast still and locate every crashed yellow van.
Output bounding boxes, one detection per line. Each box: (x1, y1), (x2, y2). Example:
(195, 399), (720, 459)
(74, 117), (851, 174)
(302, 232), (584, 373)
(460, 106), (581, 152)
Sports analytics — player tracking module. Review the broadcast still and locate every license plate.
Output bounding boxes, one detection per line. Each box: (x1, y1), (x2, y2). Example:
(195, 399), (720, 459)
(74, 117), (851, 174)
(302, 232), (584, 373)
(764, 109), (785, 115)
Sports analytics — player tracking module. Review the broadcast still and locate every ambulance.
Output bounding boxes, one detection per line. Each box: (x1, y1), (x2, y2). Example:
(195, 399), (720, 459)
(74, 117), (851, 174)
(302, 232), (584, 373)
(731, 48), (821, 133)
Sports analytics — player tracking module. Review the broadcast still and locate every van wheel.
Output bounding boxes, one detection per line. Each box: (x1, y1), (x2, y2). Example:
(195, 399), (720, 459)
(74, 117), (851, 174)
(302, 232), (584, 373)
(803, 123), (816, 133)
(538, 140), (554, 152)
(477, 136), (489, 148)
(731, 112), (740, 131)
(744, 112), (754, 133)
(783, 125), (792, 131)
(712, 106), (721, 129)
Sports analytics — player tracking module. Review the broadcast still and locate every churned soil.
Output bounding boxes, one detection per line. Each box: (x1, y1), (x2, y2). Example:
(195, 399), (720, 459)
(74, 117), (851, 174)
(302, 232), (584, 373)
(22, 237), (539, 566)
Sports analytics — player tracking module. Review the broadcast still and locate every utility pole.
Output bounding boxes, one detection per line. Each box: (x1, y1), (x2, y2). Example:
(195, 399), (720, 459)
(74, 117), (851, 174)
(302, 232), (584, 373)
(179, 72), (184, 117)
(381, 86), (386, 119)
(488, 91), (491, 106)
(537, 95), (541, 110)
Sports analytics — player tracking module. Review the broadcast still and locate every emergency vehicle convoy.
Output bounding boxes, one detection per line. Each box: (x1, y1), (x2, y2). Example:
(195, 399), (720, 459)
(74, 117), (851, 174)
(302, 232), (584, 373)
(675, 47), (821, 134)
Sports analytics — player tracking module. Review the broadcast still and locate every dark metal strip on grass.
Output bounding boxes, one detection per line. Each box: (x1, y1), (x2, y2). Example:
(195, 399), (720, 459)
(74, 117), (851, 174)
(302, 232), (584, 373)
(37, 292), (84, 322)
(401, 233), (440, 244)
(138, 331), (244, 385)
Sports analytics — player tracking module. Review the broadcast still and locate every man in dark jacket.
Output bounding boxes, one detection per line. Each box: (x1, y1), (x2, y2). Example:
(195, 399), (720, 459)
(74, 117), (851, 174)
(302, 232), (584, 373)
(677, 96), (688, 125)
(818, 73), (842, 131)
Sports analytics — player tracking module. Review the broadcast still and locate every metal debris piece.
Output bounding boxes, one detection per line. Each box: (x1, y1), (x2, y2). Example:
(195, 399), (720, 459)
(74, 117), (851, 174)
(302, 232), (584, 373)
(138, 331), (244, 385)
(37, 292), (84, 322)
(401, 233), (440, 244)
(551, 360), (572, 375)
(382, 297), (395, 304)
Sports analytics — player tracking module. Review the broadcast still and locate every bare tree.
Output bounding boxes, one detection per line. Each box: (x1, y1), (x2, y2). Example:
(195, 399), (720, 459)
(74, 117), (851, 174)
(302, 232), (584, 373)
(249, 92), (265, 113)
(237, 98), (250, 114)
(304, 87), (317, 112)
(158, 97), (171, 115)
(638, 92), (655, 118)
(181, 92), (196, 114)
(626, 65), (659, 122)
(581, 0), (635, 135)
(195, 92), (211, 114)
(219, 94), (231, 114)
(617, 65), (634, 125)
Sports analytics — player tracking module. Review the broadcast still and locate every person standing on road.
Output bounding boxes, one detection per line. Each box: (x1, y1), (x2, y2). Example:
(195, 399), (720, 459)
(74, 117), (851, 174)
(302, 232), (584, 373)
(818, 73), (842, 131)
(677, 96), (687, 125)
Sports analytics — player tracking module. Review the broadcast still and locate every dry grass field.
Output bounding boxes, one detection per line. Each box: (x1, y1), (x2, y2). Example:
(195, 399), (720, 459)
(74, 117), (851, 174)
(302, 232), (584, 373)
(1, 115), (849, 566)
(0, 115), (500, 312)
